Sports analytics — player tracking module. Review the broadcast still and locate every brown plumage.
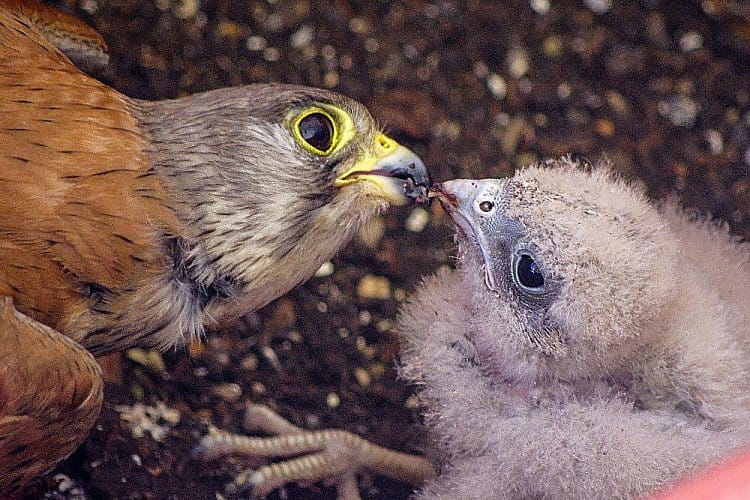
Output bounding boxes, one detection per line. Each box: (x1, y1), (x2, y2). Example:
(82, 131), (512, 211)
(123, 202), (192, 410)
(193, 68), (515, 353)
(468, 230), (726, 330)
(0, 297), (103, 494)
(0, 1), (430, 494)
(0, 5), (182, 351)
(397, 159), (750, 498)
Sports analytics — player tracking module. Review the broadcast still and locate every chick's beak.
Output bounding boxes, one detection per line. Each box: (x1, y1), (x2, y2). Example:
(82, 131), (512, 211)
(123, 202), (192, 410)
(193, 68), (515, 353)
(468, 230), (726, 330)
(431, 179), (503, 292)
(430, 179), (484, 240)
(334, 133), (431, 205)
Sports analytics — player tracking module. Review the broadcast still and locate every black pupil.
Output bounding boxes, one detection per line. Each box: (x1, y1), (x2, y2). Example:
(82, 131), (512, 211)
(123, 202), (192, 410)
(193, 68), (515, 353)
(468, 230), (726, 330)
(517, 254), (545, 289)
(479, 201), (494, 212)
(299, 113), (334, 152)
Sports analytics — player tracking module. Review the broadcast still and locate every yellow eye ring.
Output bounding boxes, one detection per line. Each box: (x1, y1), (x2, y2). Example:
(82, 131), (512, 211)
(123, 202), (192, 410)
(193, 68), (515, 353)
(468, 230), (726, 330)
(292, 107), (339, 155)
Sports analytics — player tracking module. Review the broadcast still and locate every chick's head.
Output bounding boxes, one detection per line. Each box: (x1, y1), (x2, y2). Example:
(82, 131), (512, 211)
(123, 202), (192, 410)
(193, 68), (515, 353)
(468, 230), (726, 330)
(432, 160), (678, 384)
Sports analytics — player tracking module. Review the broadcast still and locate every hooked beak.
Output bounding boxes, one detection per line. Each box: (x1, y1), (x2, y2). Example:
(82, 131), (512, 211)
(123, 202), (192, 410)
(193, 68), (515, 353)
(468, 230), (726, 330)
(431, 179), (504, 292)
(334, 133), (431, 205)
(430, 179), (485, 238)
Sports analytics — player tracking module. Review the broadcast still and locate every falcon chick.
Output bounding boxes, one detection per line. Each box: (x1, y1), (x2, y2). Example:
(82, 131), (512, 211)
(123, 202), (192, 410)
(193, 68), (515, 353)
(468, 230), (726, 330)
(398, 159), (750, 498)
(0, 2), (430, 494)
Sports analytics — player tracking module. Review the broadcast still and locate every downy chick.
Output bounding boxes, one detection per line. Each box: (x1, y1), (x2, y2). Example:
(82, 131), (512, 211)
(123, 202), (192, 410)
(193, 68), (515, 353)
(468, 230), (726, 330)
(398, 159), (750, 498)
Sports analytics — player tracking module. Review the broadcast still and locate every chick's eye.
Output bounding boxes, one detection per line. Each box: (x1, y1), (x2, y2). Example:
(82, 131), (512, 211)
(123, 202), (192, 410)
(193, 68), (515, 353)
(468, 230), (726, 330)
(515, 253), (545, 291)
(479, 201), (494, 213)
(297, 112), (334, 153)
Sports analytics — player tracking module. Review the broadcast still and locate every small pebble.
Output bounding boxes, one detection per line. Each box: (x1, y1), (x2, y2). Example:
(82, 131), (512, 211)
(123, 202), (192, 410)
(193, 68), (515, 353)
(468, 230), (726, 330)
(507, 48), (529, 78)
(213, 351), (230, 366)
(246, 36), (267, 51)
(356, 336), (376, 359)
(240, 354), (259, 371)
(290, 25), (314, 48)
(354, 367), (371, 387)
(216, 21), (243, 40)
(474, 61), (489, 78)
(126, 348), (166, 373)
(658, 95), (699, 127)
(260, 345), (283, 372)
(263, 47), (280, 62)
(321, 45), (337, 59)
(369, 362), (386, 377)
(326, 392), (340, 408)
(357, 274), (392, 300)
(542, 35), (563, 58)
(704, 129), (723, 155)
(594, 118), (615, 137)
(584, 0), (613, 13)
(349, 17), (369, 34)
(376, 319), (393, 333)
(358, 310), (372, 325)
(265, 13), (283, 31)
(405, 207), (430, 232)
(323, 71), (339, 88)
(557, 82), (572, 100)
(606, 90), (629, 114)
(364, 38), (379, 52)
(533, 113), (549, 127)
(172, 0), (199, 19)
(211, 383), (242, 402)
(679, 31), (703, 52)
(529, 0), (550, 14)
(315, 261), (335, 278)
(486, 73), (507, 99)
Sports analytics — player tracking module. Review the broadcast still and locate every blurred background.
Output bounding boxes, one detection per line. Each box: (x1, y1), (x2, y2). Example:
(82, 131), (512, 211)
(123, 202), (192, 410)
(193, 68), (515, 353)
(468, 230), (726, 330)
(35, 0), (750, 498)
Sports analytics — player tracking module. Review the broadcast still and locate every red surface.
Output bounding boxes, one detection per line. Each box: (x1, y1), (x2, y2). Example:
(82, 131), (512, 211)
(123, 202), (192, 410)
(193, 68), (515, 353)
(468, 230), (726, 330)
(650, 447), (750, 500)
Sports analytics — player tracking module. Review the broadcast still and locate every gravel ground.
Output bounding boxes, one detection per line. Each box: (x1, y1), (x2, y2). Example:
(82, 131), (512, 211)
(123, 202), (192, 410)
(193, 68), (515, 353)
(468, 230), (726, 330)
(24, 0), (750, 498)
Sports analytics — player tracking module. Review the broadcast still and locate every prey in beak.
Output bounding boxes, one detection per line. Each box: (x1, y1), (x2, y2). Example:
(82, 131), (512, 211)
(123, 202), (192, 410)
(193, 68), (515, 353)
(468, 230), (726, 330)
(335, 133), (431, 205)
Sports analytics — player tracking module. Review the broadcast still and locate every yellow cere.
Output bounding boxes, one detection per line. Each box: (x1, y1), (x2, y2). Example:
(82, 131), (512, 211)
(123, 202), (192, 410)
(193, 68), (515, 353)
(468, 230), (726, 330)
(333, 132), (401, 188)
(289, 103), (356, 156)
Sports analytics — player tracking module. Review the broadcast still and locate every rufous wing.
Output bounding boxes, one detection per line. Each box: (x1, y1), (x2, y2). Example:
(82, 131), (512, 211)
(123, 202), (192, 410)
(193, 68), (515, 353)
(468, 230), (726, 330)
(0, 296), (103, 495)
(0, 6), (182, 339)
(0, 0), (108, 75)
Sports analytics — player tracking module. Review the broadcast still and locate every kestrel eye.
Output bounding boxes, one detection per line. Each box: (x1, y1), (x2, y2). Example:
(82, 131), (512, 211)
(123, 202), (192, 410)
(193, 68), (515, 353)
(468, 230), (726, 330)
(479, 200), (494, 213)
(297, 112), (334, 153)
(513, 252), (545, 292)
